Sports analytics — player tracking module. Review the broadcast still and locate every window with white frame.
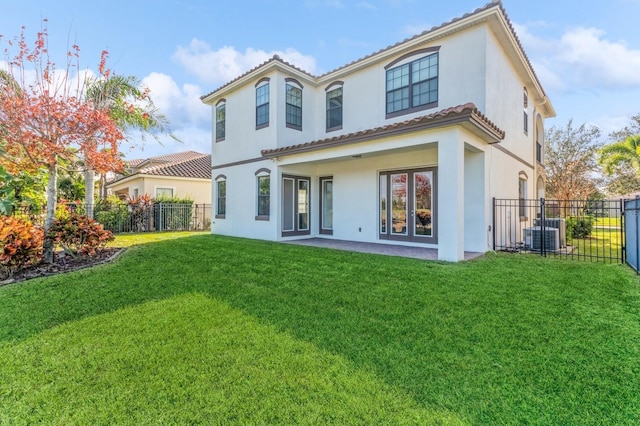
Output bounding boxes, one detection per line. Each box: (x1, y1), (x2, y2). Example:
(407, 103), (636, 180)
(156, 188), (173, 198)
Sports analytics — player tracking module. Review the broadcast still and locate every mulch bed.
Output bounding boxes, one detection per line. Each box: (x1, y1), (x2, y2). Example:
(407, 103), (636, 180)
(0, 247), (125, 286)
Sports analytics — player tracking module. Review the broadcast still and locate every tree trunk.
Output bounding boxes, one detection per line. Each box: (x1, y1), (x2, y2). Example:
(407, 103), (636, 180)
(84, 169), (94, 218)
(99, 172), (108, 199)
(43, 163), (58, 264)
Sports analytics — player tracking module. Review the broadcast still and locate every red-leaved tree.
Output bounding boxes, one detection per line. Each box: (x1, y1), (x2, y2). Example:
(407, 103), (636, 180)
(0, 22), (130, 262)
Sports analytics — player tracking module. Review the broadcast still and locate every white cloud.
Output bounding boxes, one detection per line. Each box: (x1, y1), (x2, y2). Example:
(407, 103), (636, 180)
(141, 72), (209, 128)
(172, 39), (318, 85)
(516, 23), (640, 92)
(557, 27), (640, 88)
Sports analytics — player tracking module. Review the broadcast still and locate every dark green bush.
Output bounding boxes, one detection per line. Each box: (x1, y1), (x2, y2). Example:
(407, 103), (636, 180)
(566, 216), (595, 239)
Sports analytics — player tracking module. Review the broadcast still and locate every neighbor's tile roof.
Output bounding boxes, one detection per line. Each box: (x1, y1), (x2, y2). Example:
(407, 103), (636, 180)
(128, 150), (205, 166)
(109, 151), (211, 185)
(141, 154), (212, 179)
(261, 103), (505, 158)
(201, 1), (545, 101)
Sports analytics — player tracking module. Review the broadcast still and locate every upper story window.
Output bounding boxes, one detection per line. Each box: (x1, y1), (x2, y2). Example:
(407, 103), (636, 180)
(285, 79), (302, 130)
(326, 82), (343, 131)
(523, 87), (529, 135)
(215, 99), (226, 142)
(385, 49), (439, 118)
(256, 79), (270, 129)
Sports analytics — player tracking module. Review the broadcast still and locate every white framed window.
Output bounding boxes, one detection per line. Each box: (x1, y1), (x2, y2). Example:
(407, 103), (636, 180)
(156, 188), (174, 198)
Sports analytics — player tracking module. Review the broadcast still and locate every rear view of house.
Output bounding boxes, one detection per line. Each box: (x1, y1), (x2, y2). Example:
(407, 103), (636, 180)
(201, 1), (554, 261)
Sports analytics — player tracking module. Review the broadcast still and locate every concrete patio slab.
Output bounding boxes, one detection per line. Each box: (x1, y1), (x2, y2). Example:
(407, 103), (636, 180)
(285, 238), (484, 261)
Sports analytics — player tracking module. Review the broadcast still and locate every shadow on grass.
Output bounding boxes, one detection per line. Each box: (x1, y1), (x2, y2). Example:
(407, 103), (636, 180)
(1, 234), (639, 424)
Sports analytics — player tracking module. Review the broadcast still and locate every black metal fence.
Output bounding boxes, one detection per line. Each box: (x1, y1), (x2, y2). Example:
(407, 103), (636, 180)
(493, 198), (625, 264)
(10, 203), (212, 234)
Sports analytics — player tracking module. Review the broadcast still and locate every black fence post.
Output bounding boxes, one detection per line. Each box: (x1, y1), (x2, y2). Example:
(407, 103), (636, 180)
(492, 197), (496, 251)
(540, 197), (546, 257)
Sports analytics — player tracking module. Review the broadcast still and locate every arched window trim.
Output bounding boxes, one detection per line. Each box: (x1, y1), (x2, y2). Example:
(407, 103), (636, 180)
(285, 77), (303, 89)
(385, 46), (440, 70)
(325, 81), (344, 92)
(255, 168), (271, 176)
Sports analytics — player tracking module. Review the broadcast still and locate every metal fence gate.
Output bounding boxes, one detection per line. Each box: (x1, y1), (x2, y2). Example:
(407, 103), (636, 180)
(493, 198), (625, 264)
(624, 198), (640, 272)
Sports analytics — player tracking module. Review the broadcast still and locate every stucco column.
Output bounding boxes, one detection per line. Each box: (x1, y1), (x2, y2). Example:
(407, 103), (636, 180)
(437, 134), (465, 261)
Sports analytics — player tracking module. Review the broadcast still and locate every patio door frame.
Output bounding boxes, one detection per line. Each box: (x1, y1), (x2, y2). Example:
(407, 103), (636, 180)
(282, 174), (311, 237)
(379, 167), (438, 244)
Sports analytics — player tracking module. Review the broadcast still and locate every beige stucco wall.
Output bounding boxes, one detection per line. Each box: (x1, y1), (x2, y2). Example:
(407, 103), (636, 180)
(108, 175), (212, 204)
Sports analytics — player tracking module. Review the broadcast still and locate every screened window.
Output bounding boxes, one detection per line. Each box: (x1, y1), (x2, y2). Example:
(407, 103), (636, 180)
(326, 87), (343, 131)
(256, 83), (269, 128)
(286, 83), (302, 130)
(257, 175), (270, 219)
(386, 52), (438, 116)
(215, 102), (225, 141)
(216, 180), (226, 218)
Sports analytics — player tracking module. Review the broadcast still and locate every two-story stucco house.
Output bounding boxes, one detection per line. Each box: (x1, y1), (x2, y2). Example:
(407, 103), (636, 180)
(201, 1), (555, 261)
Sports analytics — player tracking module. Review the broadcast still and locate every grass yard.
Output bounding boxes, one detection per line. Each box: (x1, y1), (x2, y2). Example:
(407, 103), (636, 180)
(1, 234), (639, 424)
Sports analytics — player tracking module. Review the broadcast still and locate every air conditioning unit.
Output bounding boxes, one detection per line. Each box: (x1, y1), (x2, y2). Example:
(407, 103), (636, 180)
(524, 226), (560, 252)
(534, 218), (567, 248)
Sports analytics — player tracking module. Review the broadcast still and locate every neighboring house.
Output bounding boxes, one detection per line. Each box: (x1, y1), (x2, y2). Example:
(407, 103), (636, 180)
(106, 151), (212, 204)
(200, 1), (555, 261)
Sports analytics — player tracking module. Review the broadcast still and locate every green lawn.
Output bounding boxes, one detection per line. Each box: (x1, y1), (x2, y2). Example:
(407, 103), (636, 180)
(1, 234), (639, 424)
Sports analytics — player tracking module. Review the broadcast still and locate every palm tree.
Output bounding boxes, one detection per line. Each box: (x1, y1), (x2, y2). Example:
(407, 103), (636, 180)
(84, 75), (176, 215)
(598, 135), (640, 177)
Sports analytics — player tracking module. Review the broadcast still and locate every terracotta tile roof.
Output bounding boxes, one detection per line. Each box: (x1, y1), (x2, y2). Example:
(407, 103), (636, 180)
(201, 1), (546, 101)
(109, 151), (211, 185)
(261, 103), (505, 158)
(142, 154), (211, 179)
(128, 150), (205, 166)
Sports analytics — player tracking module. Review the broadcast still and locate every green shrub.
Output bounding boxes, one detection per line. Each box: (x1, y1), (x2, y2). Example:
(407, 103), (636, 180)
(49, 213), (114, 257)
(0, 216), (44, 279)
(567, 216), (595, 239)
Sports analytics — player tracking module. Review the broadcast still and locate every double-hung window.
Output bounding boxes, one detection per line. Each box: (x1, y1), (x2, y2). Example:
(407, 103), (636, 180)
(256, 80), (270, 128)
(386, 50), (439, 117)
(215, 100), (226, 142)
(326, 86), (343, 131)
(286, 80), (302, 130)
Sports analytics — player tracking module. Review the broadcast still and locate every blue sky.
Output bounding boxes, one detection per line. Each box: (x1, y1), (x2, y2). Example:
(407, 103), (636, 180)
(2, 0), (640, 159)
